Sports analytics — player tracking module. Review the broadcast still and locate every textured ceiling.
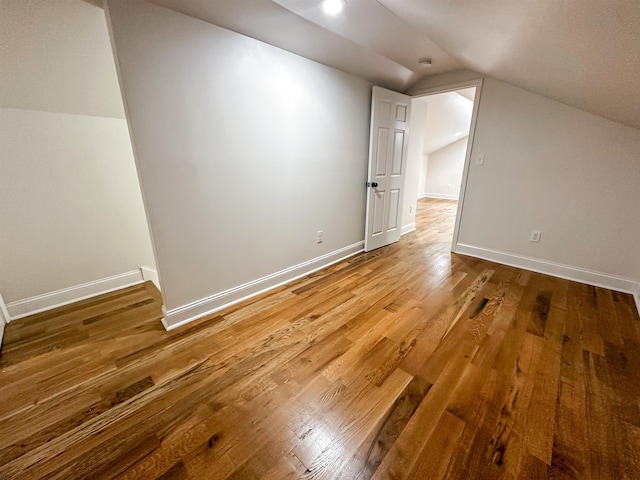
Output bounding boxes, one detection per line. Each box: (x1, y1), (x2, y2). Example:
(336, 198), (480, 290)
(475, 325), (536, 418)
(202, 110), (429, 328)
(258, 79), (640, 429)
(147, 0), (639, 130)
(380, 0), (640, 130)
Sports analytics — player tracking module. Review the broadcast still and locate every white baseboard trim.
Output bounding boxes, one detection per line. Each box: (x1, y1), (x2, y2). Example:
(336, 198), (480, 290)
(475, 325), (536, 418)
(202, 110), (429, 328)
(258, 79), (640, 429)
(455, 244), (640, 305)
(420, 192), (459, 201)
(401, 223), (416, 236)
(6, 270), (145, 321)
(162, 241), (365, 330)
(634, 288), (640, 318)
(141, 267), (160, 291)
(0, 296), (6, 350)
(0, 292), (10, 325)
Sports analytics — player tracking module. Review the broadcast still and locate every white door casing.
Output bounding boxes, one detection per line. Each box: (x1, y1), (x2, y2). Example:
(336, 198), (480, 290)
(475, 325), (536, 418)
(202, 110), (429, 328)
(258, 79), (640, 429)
(364, 86), (411, 252)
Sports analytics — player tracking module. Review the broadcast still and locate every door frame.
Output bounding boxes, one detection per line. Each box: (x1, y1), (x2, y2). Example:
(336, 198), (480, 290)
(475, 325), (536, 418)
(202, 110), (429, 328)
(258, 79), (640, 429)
(409, 78), (484, 252)
(364, 87), (412, 252)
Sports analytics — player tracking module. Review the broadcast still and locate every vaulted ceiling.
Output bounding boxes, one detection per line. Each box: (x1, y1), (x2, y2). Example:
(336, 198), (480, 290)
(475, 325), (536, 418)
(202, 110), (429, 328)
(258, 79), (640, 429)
(147, 0), (640, 130)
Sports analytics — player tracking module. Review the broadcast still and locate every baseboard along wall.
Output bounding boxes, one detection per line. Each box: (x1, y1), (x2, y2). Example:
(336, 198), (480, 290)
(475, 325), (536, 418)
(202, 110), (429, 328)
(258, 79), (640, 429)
(0, 294), (8, 351)
(0, 292), (10, 323)
(419, 192), (459, 201)
(401, 223), (416, 236)
(4, 268), (157, 321)
(141, 266), (161, 291)
(2, 243), (637, 331)
(455, 243), (640, 316)
(162, 241), (365, 330)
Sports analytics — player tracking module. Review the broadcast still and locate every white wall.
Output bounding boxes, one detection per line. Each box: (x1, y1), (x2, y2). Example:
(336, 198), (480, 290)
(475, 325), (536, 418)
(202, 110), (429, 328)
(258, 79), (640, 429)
(0, 0), (155, 309)
(0, 108), (156, 303)
(418, 155), (429, 197)
(106, 0), (372, 325)
(424, 137), (468, 200)
(420, 92), (473, 154)
(0, 0), (125, 119)
(410, 73), (640, 289)
(402, 99), (428, 230)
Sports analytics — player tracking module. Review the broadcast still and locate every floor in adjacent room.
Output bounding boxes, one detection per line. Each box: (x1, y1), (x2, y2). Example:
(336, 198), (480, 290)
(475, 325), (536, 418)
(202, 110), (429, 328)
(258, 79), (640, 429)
(1, 198), (639, 479)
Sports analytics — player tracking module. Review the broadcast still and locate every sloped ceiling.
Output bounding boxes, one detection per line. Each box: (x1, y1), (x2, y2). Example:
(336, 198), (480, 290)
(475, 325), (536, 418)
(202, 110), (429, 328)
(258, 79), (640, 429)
(148, 0), (462, 91)
(147, 0), (640, 130)
(418, 91), (474, 155)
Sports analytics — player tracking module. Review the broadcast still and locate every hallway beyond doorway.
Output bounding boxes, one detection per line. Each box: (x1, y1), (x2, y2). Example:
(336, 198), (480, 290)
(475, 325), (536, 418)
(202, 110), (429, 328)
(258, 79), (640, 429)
(414, 197), (458, 244)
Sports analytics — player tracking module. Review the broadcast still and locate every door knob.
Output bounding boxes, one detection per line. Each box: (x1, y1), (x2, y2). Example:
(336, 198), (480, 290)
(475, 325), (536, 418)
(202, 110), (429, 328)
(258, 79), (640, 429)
(366, 182), (379, 188)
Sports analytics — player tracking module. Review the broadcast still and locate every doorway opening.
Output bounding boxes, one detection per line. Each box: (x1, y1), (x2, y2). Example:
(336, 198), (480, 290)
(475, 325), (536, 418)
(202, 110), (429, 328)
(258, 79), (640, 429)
(404, 82), (481, 250)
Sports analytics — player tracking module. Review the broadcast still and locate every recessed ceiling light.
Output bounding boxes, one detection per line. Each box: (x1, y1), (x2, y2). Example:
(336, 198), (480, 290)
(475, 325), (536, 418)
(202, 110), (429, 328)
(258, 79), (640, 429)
(322, 0), (345, 15)
(418, 58), (433, 66)
(455, 131), (462, 136)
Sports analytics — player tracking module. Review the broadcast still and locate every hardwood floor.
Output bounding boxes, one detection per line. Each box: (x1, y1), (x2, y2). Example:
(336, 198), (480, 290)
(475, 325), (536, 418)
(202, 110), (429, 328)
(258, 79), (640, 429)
(1, 198), (639, 479)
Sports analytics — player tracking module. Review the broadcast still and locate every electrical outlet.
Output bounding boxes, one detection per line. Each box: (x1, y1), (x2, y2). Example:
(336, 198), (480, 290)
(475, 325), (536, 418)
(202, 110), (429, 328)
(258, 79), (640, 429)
(409, 205), (413, 213)
(529, 230), (542, 243)
(316, 230), (323, 244)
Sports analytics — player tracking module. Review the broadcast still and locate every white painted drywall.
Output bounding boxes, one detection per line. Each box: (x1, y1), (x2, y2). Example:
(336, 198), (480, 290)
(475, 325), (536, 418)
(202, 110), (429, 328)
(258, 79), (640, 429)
(424, 137), (468, 199)
(0, 108), (156, 303)
(402, 99), (428, 230)
(418, 155), (429, 197)
(106, 0), (371, 311)
(0, 0), (125, 118)
(411, 73), (640, 285)
(0, 0), (156, 306)
(456, 88), (476, 102)
(419, 92), (473, 154)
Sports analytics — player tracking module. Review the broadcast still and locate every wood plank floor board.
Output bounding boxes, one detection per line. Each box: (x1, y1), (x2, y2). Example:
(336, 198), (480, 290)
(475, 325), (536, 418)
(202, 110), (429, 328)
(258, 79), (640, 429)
(1, 198), (638, 479)
(406, 410), (465, 480)
(551, 375), (590, 479)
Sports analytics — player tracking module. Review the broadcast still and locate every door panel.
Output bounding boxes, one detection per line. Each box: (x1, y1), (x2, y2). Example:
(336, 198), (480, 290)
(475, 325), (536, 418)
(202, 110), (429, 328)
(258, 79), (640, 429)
(372, 190), (385, 235)
(375, 128), (390, 176)
(364, 86), (411, 252)
(379, 99), (392, 119)
(387, 189), (400, 230)
(391, 130), (404, 175)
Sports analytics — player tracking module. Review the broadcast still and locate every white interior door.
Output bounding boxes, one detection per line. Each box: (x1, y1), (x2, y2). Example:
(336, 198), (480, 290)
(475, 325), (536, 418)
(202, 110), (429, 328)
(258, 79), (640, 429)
(364, 86), (411, 252)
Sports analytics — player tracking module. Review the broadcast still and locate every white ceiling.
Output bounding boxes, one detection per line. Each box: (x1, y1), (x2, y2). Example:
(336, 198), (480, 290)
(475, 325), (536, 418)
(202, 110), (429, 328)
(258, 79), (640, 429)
(456, 88), (475, 103)
(148, 0), (640, 131)
(148, 0), (462, 91)
(382, 0), (640, 131)
(418, 91), (474, 155)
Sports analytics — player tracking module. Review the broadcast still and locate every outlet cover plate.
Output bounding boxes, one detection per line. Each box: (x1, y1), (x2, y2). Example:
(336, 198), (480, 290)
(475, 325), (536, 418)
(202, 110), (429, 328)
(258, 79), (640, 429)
(529, 230), (542, 243)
